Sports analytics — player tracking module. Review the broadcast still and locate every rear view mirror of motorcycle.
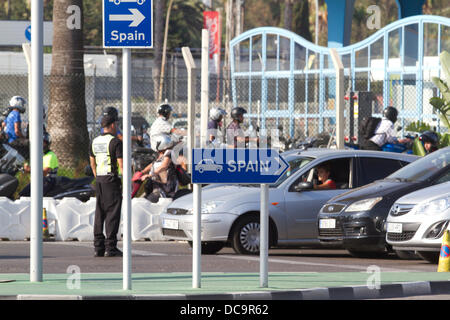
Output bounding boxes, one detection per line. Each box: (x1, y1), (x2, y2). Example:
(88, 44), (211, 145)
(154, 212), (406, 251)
(294, 181), (313, 192)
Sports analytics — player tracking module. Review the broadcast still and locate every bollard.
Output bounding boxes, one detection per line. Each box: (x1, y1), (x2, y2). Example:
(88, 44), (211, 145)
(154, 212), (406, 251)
(437, 230), (450, 272)
(42, 208), (50, 240)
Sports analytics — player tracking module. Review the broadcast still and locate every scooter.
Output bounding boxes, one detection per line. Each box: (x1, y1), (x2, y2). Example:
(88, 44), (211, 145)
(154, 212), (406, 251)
(0, 143), (96, 201)
(0, 143), (24, 199)
(381, 134), (415, 154)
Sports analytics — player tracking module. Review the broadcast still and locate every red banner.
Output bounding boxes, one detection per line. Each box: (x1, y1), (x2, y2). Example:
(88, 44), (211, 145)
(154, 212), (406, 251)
(203, 11), (221, 74)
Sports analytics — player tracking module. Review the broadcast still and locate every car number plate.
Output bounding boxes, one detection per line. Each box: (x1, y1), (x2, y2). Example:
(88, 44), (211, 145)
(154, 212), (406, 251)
(387, 223), (402, 234)
(319, 219), (336, 229)
(162, 219), (179, 230)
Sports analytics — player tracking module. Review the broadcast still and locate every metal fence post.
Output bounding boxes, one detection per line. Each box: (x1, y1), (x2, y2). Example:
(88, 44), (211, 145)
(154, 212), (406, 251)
(329, 48), (345, 150)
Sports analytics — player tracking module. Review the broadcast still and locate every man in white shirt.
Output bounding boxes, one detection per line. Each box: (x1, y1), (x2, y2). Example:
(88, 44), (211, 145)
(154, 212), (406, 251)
(364, 106), (410, 151)
(150, 103), (185, 151)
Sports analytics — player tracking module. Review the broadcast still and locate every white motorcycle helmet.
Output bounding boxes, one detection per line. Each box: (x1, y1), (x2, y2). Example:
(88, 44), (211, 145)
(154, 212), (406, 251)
(209, 107), (227, 121)
(9, 96), (26, 113)
(153, 133), (175, 152)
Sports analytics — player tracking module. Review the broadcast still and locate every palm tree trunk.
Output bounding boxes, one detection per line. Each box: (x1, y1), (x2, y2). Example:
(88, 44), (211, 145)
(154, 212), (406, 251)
(48, 0), (89, 170)
(284, 0), (293, 31)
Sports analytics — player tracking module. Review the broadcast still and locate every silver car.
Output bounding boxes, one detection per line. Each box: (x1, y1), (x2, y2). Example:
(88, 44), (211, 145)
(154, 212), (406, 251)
(386, 181), (450, 263)
(160, 149), (418, 254)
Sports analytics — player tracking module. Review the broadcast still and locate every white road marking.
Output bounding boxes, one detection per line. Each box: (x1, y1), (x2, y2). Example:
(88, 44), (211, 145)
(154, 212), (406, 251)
(218, 255), (411, 272)
(49, 241), (167, 256)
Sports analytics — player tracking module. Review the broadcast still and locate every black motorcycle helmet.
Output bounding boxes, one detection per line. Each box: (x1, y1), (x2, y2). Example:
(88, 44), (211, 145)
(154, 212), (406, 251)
(43, 132), (51, 145)
(103, 106), (119, 122)
(383, 106), (398, 123)
(230, 107), (247, 122)
(420, 130), (439, 151)
(157, 103), (173, 119)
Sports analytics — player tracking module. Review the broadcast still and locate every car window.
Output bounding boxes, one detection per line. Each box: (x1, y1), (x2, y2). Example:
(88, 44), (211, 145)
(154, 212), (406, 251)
(271, 157), (314, 187)
(356, 157), (409, 187)
(289, 158), (352, 191)
(388, 148), (450, 182)
(433, 169), (450, 185)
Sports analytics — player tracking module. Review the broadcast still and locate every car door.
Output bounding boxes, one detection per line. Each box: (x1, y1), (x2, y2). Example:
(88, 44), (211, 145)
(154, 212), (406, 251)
(283, 157), (354, 240)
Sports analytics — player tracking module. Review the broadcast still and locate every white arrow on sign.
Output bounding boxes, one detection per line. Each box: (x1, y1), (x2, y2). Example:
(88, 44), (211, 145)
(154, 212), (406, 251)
(109, 8), (145, 27)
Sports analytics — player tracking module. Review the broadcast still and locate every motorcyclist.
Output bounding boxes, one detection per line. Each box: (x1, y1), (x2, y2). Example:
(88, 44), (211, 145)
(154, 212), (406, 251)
(101, 106), (144, 145)
(149, 103), (185, 151)
(363, 106), (411, 151)
(20, 132), (59, 197)
(226, 107), (258, 148)
(4, 96), (26, 143)
(208, 107), (227, 144)
(4, 96), (29, 159)
(419, 130), (439, 154)
(139, 133), (178, 203)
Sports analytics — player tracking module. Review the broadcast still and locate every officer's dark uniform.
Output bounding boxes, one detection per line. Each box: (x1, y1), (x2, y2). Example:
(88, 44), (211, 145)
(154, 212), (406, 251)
(90, 118), (123, 257)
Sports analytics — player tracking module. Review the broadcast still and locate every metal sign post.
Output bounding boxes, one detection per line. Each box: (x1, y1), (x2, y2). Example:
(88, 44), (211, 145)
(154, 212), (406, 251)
(192, 29), (210, 289)
(30, 0), (44, 283)
(103, 0), (153, 290)
(260, 184), (269, 287)
(122, 48), (132, 290)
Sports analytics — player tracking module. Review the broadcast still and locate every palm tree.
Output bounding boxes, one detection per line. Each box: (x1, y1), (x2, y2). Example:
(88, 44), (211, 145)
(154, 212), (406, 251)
(284, 0), (293, 31)
(48, 0), (89, 170)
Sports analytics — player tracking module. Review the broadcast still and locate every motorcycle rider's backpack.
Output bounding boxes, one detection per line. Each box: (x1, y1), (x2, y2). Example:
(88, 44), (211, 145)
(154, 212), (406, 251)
(360, 116), (382, 140)
(174, 165), (191, 186)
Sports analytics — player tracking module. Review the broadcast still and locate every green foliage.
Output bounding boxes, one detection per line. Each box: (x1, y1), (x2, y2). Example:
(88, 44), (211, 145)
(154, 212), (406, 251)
(405, 121), (432, 133)
(167, 0), (205, 49)
(430, 51), (450, 130)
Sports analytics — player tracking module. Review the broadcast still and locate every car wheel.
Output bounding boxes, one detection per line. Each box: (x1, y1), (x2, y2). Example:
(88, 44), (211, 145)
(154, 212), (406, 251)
(198, 168), (204, 173)
(231, 215), (262, 255)
(395, 250), (420, 260)
(188, 241), (225, 255)
(347, 249), (388, 259)
(417, 251), (439, 264)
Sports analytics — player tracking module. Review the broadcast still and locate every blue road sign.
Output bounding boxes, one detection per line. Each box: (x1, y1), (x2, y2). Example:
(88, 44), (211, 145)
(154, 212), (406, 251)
(103, 0), (153, 48)
(192, 148), (289, 184)
(25, 25), (31, 42)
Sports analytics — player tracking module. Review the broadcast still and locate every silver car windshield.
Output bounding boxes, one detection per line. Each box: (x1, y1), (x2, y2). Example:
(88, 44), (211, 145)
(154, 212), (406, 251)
(271, 157), (314, 187)
(238, 156), (314, 188)
(387, 148), (449, 182)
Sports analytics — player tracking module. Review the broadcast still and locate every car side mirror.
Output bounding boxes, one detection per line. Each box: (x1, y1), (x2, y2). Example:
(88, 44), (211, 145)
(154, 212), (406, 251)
(294, 181), (313, 192)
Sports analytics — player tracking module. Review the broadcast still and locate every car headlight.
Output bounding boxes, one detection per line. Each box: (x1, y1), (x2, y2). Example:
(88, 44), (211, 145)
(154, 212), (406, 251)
(344, 197), (383, 212)
(413, 196), (450, 216)
(188, 201), (225, 214)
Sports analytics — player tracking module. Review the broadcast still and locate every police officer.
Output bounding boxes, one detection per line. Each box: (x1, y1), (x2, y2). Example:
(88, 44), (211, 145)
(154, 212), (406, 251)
(89, 114), (124, 257)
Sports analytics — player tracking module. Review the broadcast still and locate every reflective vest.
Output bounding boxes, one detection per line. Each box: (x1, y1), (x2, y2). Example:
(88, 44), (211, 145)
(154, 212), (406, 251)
(92, 134), (115, 176)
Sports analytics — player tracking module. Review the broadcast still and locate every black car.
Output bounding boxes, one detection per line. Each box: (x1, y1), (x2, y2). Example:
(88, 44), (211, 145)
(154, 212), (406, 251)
(317, 147), (450, 258)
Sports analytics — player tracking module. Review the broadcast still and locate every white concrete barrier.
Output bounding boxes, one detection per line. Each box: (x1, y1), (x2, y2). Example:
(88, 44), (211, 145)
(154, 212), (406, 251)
(0, 197), (31, 240)
(131, 198), (172, 241)
(0, 196), (173, 241)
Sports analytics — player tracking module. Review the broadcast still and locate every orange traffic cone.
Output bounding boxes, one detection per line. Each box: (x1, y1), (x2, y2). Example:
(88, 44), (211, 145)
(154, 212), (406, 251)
(42, 208), (50, 240)
(437, 230), (450, 272)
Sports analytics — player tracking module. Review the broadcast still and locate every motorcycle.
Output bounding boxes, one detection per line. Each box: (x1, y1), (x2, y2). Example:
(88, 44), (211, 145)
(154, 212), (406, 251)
(381, 134), (415, 154)
(0, 143), (95, 201)
(0, 143), (24, 199)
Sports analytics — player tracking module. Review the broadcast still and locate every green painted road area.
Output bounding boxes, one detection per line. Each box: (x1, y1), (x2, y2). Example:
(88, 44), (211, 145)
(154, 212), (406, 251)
(1, 272), (450, 298)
